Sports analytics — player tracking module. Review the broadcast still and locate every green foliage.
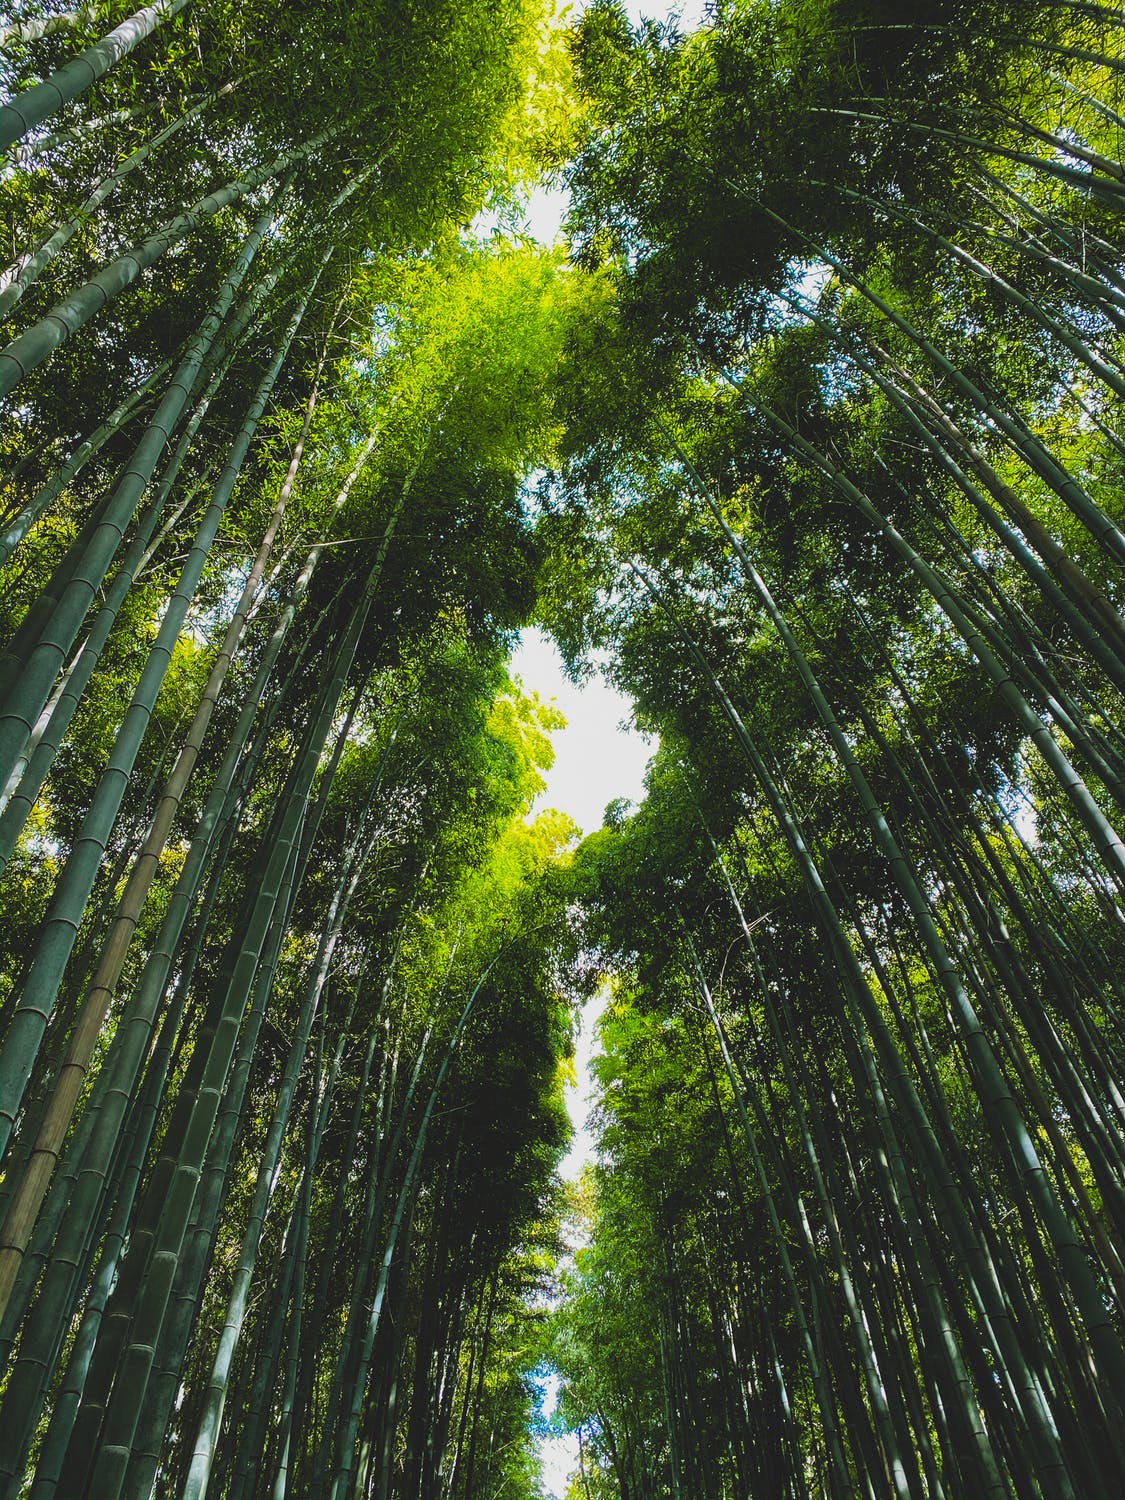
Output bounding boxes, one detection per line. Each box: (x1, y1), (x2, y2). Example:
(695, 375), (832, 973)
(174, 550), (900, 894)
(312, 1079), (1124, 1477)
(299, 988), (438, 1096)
(1, 3), (1124, 1499)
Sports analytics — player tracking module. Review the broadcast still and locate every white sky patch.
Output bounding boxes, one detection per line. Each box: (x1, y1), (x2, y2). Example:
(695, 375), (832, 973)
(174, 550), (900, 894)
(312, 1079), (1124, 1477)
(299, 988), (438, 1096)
(511, 627), (653, 837)
(469, 183), (568, 245)
(523, 182), (570, 244)
(537, 1368), (581, 1497)
(624, 0), (711, 24)
(534, 985), (610, 1500)
(540, 1433), (582, 1497)
(559, 984), (609, 1182)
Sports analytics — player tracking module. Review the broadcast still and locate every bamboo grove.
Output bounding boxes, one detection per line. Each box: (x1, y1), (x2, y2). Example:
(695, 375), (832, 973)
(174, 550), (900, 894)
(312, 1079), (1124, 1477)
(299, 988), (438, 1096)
(0, 0), (1122, 1498)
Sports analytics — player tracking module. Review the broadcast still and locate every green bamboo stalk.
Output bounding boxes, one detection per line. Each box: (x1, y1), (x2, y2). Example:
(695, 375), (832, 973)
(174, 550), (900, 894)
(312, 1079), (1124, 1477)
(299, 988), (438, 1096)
(0, 8), (104, 49)
(0, 84), (237, 320)
(0, 270), (319, 1168)
(676, 390), (1125, 888)
(0, 0), (191, 152)
(0, 316), (332, 1317)
(0, 388), (227, 870)
(758, 202), (1125, 567)
(0, 836), (221, 1495)
(971, 162), (1125, 301)
(714, 526), (1125, 1407)
(681, 925), (923, 1499)
(20, 957), (201, 1500)
(328, 942), (521, 1500)
(0, 252), (282, 710)
(632, 560), (1081, 1494)
(265, 1000), (351, 1500)
(3, 563), (346, 1403)
(125, 816), (315, 1500)
(0, 356), (173, 568)
(0, 180), (289, 798)
(0, 138), (318, 400)
(829, 181), (1125, 399)
(64, 584), (374, 1500)
(773, 287), (1125, 680)
(179, 829), (372, 1500)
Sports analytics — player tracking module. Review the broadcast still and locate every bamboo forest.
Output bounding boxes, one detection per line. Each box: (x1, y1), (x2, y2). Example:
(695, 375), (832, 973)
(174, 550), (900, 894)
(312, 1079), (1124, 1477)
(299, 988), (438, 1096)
(2, 0), (1125, 1496)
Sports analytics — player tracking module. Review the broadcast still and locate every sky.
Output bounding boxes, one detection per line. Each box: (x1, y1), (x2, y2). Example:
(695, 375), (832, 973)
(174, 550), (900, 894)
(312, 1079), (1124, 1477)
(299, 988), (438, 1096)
(509, 628), (653, 837)
(506, 622), (641, 1194)
(504, 5), (710, 1492)
(534, 987), (608, 1497)
(507, 627), (646, 1499)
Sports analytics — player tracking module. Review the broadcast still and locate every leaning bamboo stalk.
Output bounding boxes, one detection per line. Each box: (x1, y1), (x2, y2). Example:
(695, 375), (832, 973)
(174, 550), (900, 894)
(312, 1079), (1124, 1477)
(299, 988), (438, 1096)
(0, 460), (204, 827)
(0, 0), (192, 153)
(0, 8), (105, 49)
(822, 180), (1125, 398)
(0, 253), (279, 701)
(672, 927), (859, 1498)
(125, 803), (327, 1500)
(686, 917), (928, 1499)
(0, 392), (226, 868)
(0, 622), (313, 1479)
(0, 181), (287, 798)
(25, 99), (166, 158)
(747, 403), (1125, 885)
(851, 674), (1125, 1286)
(842, 587), (1125, 1195)
(328, 942), (519, 1500)
(0, 356), (173, 567)
(972, 161), (1125, 301)
(56, 788), (315, 1498)
(632, 560), (1090, 1489)
(671, 379), (1125, 887)
(697, 496), (1125, 1400)
(875, 349), (1125, 663)
(15, 965), (197, 1500)
(0, 83), (238, 320)
(265, 968), (373, 1500)
(180, 821), (374, 1500)
(0, 133), (324, 400)
(0, 387), (318, 1318)
(757, 201), (1125, 567)
(0, 155), (371, 733)
(66, 582), (375, 1500)
(124, 603), (371, 1499)
(9, 490), (366, 1372)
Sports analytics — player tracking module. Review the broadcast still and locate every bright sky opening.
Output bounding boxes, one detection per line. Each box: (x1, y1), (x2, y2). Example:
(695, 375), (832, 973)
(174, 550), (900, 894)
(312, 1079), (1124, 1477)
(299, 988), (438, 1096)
(510, 628), (653, 837)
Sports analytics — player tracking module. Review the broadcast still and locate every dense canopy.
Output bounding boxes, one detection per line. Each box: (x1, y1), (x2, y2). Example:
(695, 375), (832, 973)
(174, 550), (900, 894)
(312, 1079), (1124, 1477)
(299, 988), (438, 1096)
(0, 1), (1122, 1497)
